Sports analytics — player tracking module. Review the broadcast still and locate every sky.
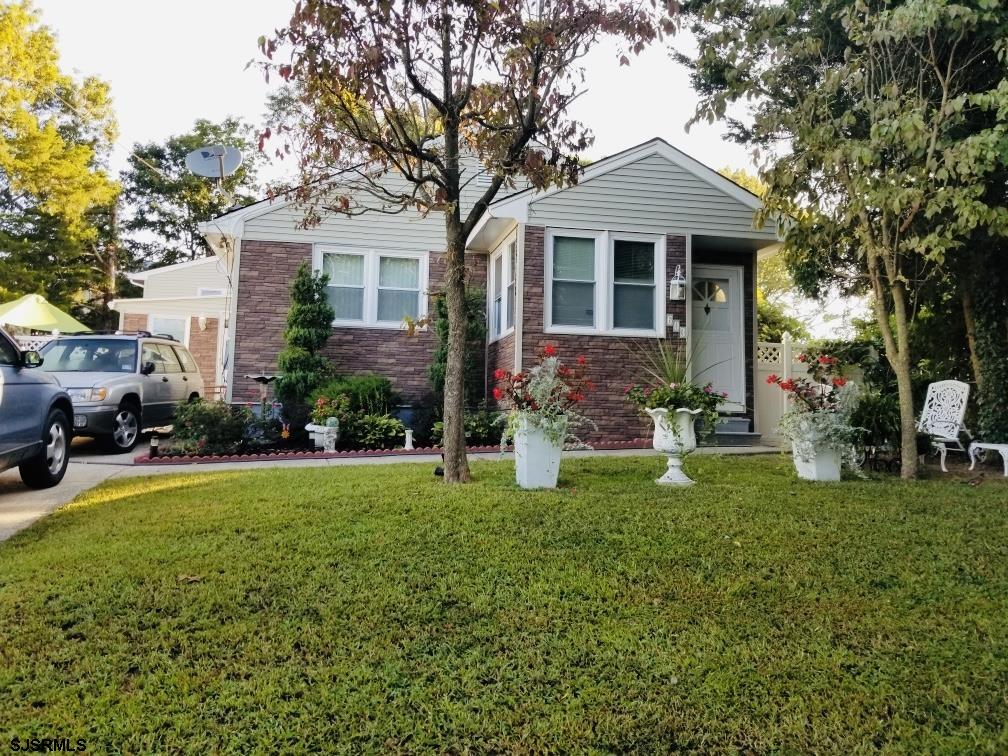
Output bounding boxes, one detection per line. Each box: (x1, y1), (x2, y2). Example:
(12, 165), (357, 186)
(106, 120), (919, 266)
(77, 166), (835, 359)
(33, 0), (758, 181)
(33, 0), (862, 336)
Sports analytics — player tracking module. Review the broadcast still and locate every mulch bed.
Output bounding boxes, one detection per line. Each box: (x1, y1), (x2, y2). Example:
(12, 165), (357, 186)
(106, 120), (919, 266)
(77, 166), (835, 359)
(133, 439), (653, 465)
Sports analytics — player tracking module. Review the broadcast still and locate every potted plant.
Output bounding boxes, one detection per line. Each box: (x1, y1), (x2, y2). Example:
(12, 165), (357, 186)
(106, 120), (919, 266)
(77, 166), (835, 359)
(767, 353), (861, 481)
(625, 381), (722, 485)
(495, 346), (593, 489)
(305, 394), (346, 449)
(623, 339), (724, 485)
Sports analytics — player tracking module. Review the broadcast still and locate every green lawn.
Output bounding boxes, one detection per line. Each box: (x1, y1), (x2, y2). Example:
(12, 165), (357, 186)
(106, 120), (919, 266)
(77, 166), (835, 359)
(1, 455), (1006, 752)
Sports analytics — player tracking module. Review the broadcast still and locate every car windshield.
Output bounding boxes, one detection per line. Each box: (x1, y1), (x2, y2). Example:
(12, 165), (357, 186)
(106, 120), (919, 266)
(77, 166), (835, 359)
(40, 339), (137, 373)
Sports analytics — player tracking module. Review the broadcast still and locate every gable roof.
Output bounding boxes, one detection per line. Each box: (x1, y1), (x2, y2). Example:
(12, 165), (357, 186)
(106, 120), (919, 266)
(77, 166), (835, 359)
(490, 137), (762, 219)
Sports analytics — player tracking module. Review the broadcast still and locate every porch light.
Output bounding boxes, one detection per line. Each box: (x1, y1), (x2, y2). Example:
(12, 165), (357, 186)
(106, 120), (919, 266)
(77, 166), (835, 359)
(669, 265), (687, 301)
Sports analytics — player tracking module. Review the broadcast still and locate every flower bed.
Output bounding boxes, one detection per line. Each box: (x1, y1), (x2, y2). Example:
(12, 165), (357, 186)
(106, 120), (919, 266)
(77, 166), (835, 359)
(133, 438), (652, 465)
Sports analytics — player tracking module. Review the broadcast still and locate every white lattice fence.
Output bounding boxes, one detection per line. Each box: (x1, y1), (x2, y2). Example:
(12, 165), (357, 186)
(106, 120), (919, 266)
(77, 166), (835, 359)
(756, 334), (864, 442)
(756, 333), (808, 443)
(14, 335), (54, 352)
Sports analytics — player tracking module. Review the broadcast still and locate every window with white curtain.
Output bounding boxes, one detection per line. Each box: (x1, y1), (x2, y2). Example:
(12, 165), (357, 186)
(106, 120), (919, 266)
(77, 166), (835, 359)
(488, 235), (517, 341)
(323, 252), (366, 321)
(317, 248), (426, 327)
(377, 256), (420, 322)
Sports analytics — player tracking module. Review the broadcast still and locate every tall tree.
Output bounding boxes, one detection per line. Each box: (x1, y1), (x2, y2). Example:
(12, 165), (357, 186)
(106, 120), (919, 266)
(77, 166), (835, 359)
(0, 1), (121, 324)
(120, 117), (264, 267)
(683, 0), (1008, 477)
(260, 0), (676, 482)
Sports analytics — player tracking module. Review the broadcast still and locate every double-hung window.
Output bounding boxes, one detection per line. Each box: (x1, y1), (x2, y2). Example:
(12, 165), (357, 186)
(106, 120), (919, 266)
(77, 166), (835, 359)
(550, 235), (597, 328)
(612, 239), (657, 330)
(317, 248), (426, 327)
(323, 252), (367, 321)
(545, 230), (663, 336)
(488, 236), (518, 341)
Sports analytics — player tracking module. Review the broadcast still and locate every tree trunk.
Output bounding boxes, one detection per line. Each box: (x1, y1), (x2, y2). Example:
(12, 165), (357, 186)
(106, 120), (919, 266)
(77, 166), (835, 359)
(961, 287), (983, 393)
(867, 252), (918, 478)
(441, 218), (472, 483)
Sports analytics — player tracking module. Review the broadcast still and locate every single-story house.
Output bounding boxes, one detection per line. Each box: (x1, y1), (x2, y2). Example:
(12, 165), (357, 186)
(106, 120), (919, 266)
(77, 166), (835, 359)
(110, 256), (229, 397)
(184, 137), (779, 442)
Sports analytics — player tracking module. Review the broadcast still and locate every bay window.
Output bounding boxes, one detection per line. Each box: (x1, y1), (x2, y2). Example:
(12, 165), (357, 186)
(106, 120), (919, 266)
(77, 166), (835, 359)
(545, 229), (663, 336)
(316, 247), (427, 327)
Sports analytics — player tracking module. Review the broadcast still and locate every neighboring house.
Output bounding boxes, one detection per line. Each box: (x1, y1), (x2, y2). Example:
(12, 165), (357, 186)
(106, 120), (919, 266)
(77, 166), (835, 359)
(192, 137), (780, 442)
(110, 256), (229, 397)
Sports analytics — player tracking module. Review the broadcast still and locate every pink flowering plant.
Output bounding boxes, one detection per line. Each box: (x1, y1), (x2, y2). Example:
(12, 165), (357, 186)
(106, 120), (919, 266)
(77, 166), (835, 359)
(625, 381), (723, 436)
(494, 345), (595, 448)
(624, 339), (724, 435)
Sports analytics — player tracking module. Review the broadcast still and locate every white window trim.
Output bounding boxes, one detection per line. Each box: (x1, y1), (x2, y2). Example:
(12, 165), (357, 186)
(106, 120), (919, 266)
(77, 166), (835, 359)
(147, 314), (190, 346)
(487, 232), (518, 343)
(544, 228), (665, 338)
(313, 246), (429, 329)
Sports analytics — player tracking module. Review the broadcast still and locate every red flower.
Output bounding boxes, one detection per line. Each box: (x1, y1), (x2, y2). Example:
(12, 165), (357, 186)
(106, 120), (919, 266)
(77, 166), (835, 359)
(577, 355), (586, 365)
(493, 368), (507, 381)
(797, 353), (808, 363)
(766, 374), (779, 384)
(780, 379), (796, 391)
(817, 355), (836, 365)
(832, 376), (847, 387)
(543, 344), (557, 357)
(492, 387), (504, 401)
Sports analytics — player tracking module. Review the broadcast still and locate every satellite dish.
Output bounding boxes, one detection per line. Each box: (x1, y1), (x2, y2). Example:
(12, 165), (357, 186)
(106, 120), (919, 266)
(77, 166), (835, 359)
(185, 144), (243, 179)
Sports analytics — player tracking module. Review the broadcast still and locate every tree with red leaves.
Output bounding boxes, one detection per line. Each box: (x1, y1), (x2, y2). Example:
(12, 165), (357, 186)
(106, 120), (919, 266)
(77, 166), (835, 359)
(258, 0), (676, 482)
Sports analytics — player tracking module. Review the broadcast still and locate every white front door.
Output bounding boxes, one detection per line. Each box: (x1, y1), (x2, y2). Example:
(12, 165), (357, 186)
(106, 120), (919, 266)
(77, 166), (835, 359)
(691, 264), (745, 411)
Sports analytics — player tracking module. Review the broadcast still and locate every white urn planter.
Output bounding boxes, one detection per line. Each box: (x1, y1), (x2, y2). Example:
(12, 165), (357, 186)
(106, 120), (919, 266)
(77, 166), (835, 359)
(791, 442), (841, 482)
(305, 419), (340, 451)
(513, 416), (563, 489)
(646, 407), (702, 485)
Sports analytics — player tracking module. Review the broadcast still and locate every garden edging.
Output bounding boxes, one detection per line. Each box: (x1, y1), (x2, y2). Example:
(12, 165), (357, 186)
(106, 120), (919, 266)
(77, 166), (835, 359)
(133, 439), (652, 465)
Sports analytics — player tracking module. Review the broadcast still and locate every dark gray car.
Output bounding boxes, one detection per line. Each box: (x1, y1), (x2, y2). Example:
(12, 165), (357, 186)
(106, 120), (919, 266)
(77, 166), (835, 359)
(0, 327), (73, 488)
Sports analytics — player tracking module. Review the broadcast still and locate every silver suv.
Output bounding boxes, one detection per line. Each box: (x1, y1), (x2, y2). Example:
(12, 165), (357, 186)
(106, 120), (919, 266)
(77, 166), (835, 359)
(39, 332), (205, 452)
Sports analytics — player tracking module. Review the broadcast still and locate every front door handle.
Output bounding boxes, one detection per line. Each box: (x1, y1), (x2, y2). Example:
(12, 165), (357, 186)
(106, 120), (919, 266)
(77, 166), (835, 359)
(161, 376), (169, 382)
(182, 375), (188, 381)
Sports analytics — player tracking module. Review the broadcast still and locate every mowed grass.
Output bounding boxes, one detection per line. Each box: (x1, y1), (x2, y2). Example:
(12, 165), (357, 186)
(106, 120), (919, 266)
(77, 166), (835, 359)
(1, 455), (1006, 752)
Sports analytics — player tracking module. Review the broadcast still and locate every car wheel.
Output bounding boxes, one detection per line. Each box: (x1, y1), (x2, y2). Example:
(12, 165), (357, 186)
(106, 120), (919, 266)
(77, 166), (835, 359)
(19, 408), (71, 489)
(105, 402), (141, 453)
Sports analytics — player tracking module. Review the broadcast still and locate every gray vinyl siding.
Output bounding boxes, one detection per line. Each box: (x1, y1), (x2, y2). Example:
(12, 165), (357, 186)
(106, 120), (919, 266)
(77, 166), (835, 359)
(527, 153), (777, 239)
(242, 155), (508, 251)
(143, 258), (229, 299)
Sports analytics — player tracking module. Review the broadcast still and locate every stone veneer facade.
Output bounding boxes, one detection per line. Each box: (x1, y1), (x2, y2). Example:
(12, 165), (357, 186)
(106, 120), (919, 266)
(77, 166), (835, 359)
(231, 239), (487, 405)
(484, 226), (690, 444)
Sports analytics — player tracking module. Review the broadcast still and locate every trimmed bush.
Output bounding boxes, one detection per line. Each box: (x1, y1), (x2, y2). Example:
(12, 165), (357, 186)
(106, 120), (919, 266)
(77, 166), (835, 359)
(355, 414), (406, 450)
(275, 262), (335, 410)
(310, 375), (399, 415)
(171, 399), (253, 455)
(433, 407), (504, 447)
